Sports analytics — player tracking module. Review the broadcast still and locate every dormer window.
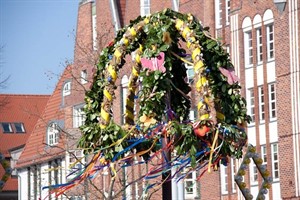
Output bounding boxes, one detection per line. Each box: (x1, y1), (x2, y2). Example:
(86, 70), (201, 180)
(63, 81), (71, 96)
(14, 123), (25, 133)
(47, 123), (59, 146)
(1, 123), (13, 133)
(81, 70), (88, 84)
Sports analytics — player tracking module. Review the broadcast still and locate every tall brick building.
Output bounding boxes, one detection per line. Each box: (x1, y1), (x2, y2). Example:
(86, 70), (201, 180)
(16, 0), (299, 199)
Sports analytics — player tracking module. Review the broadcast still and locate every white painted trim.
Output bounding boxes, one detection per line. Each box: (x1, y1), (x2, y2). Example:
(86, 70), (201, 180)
(230, 14), (240, 78)
(263, 9), (274, 24)
(253, 14), (262, 28)
(109, 0), (121, 33)
(289, 0), (300, 196)
(242, 16), (252, 31)
(172, 0), (179, 11)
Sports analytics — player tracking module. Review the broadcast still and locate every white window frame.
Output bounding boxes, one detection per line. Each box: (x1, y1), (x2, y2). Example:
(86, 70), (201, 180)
(81, 70), (88, 85)
(14, 122), (25, 133)
(67, 150), (84, 180)
(184, 168), (197, 198)
(220, 164), (228, 194)
(269, 83), (277, 120)
(258, 86), (265, 122)
(256, 28), (263, 64)
(121, 75), (129, 124)
(47, 123), (59, 146)
(215, 0), (222, 28)
(261, 145), (267, 164)
(73, 105), (86, 128)
(271, 143), (279, 180)
(172, 0), (179, 11)
(1, 122), (13, 133)
(109, 0), (120, 33)
(140, 0), (151, 16)
(63, 81), (71, 96)
(266, 24), (274, 61)
(185, 63), (194, 83)
(244, 31), (253, 67)
(231, 158), (236, 193)
(248, 88), (255, 124)
(225, 0), (230, 25)
(250, 160), (258, 185)
(92, 2), (97, 51)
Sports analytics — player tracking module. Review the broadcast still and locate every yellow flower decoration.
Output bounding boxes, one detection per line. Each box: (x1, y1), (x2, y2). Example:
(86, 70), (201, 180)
(140, 114), (157, 127)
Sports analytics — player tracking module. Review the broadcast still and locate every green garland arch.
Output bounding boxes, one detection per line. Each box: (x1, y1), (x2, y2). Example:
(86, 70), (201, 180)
(79, 9), (251, 168)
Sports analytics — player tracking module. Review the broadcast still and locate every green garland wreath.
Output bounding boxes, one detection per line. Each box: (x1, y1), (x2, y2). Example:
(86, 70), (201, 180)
(79, 9), (251, 167)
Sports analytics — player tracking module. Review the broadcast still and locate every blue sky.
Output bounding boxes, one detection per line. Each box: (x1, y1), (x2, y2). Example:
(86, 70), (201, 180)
(0, 0), (78, 94)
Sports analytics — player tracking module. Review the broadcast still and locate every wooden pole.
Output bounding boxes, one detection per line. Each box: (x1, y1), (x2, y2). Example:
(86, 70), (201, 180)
(162, 136), (172, 200)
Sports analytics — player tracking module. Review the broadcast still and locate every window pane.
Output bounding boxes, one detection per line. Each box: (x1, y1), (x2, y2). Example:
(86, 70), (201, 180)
(2, 123), (13, 133)
(185, 181), (193, 194)
(14, 123), (25, 133)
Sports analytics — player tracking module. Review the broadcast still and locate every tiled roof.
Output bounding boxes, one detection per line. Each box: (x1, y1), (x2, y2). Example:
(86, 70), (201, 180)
(2, 176), (18, 191)
(16, 65), (73, 169)
(0, 94), (50, 155)
(0, 94), (50, 191)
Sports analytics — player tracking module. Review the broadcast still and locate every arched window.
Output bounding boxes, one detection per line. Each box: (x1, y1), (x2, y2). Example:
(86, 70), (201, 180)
(63, 81), (71, 96)
(242, 17), (253, 67)
(47, 122), (59, 146)
(263, 9), (275, 61)
(253, 14), (263, 64)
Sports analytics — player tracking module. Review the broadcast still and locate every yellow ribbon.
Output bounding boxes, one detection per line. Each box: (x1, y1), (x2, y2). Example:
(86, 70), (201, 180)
(182, 26), (191, 39)
(216, 112), (225, 120)
(192, 47), (201, 61)
(135, 54), (141, 64)
(129, 27), (136, 37)
(125, 111), (134, 121)
(100, 124), (107, 129)
(104, 89), (113, 101)
(175, 19), (184, 30)
(197, 101), (204, 110)
(196, 77), (207, 90)
(101, 108), (110, 122)
(110, 163), (117, 179)
(208, 129), (219, 173)
(194, 61), (204, 72)
(114, 49), (122, 60)
(170, 51), (193, 65)
(107, 65), (117, 81)
(144, 17), (150, 24)
(200, 114), (210, 120)
(122, 38), (129, 46)
(132, 67), (139, 77)
(126, 98), (134, 108)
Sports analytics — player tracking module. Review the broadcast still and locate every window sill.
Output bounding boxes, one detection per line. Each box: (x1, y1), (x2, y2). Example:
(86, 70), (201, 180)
(250, 182), (259, 186)
(247, 123), (256, 128)
(245, 65), (254, 69)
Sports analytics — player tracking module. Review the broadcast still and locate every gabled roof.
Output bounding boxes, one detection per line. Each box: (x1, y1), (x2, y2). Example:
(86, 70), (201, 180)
(0, 94), (50, 155)
(0, 94), (49, 191)
(16, 65), (73, 169)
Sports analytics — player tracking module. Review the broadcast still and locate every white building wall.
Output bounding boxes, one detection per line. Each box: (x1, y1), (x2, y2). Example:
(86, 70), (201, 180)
(18, 168), (28, 200)
(18, 157), (68, 200)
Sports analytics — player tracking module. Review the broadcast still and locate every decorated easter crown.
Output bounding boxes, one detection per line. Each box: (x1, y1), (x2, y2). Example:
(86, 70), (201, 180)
(79, 9), (251, 169)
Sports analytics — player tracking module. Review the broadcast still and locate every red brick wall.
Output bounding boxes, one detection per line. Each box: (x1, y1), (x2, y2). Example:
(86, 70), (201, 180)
(64, 0), (300, 199)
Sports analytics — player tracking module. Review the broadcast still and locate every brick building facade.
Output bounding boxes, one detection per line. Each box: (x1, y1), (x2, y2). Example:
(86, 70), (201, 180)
(16, 0), (299, 199)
